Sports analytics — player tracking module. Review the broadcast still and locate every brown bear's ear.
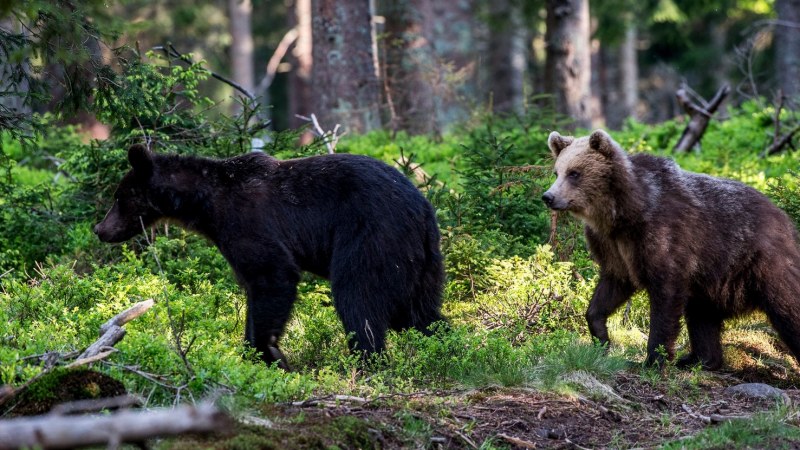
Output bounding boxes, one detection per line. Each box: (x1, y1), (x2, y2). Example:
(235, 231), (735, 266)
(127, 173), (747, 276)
(589, 129), (617, 158)
(547, 131), (574, 158)
(128, 144), (154, 177)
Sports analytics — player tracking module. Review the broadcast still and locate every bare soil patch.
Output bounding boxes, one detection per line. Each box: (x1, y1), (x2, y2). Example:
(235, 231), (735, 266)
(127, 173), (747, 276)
(171, 370), (800, 449)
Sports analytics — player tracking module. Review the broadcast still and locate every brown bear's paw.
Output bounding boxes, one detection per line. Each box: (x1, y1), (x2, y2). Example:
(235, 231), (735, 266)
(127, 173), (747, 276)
(675, 353), (722, 371)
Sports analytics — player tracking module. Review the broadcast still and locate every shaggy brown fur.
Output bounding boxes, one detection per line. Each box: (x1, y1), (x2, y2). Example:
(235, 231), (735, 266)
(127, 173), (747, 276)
(542, 130), (800, 369)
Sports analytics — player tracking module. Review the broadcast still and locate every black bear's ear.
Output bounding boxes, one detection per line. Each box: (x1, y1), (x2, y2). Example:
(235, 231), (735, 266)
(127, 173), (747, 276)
(548, 131), (574, 158)
(589, 129), (617, 158)
(128, 144), (154, 177)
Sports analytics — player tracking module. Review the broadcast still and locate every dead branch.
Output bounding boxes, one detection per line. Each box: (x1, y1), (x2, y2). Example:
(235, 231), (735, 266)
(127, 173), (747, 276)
(49, 394), (142, 416)
(674, 84), (730, 153)
(255, 27), (299, 95)
(762, 124), (800, 157)
(681, 403), (711, 424)
(99, 299), (156, 335)
(497, 433), (537, 449)
(79, 299), (155, 360)
(295, 113), (346, 154)
(291, 394), (368, 407)
(0, 402), (230, 450)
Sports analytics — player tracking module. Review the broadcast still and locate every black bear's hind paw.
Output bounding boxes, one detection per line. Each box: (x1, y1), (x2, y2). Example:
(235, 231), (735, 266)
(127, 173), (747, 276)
(676, 353), (722, 371)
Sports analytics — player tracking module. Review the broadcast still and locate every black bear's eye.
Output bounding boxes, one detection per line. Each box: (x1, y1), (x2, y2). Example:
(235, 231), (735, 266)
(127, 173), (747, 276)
(567, 170), (580, 180)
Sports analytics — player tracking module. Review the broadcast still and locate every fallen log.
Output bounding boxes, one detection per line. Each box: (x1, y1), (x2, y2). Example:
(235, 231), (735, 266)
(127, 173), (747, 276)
(674, 84), (730, 153)
(0, 402), (230, 450)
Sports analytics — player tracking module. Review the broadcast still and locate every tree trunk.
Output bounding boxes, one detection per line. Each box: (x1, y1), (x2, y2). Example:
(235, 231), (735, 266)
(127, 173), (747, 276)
(228, 0), (255, 113)
(775, 0), (800, 102)
(288, 0), (313, 130)
(0, 17), (31, 128)
(381, 0), (437, 135)
(487, 0), (526, 116)
(620, 23), (638, 123)
(429, 0), (481, 128)
(544, 0), (592, 129)
(311, 0), (381, 133)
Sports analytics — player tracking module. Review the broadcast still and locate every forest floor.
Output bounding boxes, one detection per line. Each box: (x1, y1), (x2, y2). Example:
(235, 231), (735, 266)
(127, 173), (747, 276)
(166, 362), (800, 449)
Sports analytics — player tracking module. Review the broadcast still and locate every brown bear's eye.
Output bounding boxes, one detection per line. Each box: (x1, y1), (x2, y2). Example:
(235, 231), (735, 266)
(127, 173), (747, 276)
(567, 170), (580, 180)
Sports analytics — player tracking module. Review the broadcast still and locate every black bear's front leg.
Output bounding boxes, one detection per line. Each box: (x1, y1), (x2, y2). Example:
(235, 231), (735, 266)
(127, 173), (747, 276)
(242, 268), (300, 370)
(586, 273), (635, 347)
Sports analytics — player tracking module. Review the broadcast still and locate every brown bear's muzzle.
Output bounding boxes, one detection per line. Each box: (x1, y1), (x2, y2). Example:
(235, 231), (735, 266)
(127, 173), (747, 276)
(541, 191), (569, 211)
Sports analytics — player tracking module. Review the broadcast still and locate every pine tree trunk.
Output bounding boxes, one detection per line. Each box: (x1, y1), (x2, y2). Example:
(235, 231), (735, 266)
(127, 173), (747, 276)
(288, 0), (313, 130)
(487, 0), (526, 115)
(429, 0), (481, 128)
(775, 0), (800, 102)
(544, 0), (592, 129)
(228, 0), (255, 113)
(311, 0), (381, 133)
(620, 23), (638, 123)
(381, 0), (437, 135)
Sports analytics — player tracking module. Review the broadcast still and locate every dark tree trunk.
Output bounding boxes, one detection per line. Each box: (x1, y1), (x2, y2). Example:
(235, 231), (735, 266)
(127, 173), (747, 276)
(381, 0), (437, 135)
(599, 22), (638, 130)
(544, 0), (591, 129)
(429, 0), (481, 128)
(311, 0), (381, 133)
(775, 0), (800, 102)
(287, 0), (313, 130)
(487, 0), (526, 115)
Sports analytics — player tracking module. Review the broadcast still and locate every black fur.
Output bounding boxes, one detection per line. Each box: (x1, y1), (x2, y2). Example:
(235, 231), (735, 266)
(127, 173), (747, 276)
(96, 146), (445, 367)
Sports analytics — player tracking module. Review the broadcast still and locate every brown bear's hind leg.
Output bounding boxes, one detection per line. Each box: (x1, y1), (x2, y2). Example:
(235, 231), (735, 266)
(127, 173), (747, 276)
(757, 274), (800, 366)
(644, 286), (687, 366)
(677, 299), (724, 370)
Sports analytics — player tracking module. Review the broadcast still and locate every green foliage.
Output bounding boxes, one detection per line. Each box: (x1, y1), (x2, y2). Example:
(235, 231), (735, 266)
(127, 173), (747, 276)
(661, 407), (800, 449)
(93, 52), (213, 143)
(533, 341), (629, 389)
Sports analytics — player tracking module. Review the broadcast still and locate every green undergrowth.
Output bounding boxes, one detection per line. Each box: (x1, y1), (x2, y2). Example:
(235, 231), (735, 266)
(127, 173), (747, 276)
(661, 407), (800, 450)
(2, 72), (800, 436)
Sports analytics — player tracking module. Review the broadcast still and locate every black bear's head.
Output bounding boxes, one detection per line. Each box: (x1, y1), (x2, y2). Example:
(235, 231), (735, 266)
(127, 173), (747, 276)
(94, 144), (162, 243)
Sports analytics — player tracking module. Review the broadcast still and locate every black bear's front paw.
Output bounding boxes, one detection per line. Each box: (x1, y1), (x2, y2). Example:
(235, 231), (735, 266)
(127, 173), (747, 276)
(267, 345), (291, 371)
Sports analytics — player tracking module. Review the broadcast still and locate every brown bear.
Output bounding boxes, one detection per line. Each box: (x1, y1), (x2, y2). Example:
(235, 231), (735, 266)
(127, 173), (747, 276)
(95, 145), (445, 368)
(542, 129), (800, 369)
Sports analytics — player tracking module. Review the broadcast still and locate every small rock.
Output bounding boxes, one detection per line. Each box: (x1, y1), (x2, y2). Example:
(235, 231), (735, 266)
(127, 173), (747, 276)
(723, 383), (788, 403)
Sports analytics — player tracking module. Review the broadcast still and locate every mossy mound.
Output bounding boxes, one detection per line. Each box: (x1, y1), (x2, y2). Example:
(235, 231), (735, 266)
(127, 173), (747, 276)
(5, 368), (127, 416)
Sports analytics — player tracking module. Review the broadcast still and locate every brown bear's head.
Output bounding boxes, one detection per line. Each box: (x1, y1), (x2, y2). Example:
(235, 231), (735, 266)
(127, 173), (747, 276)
(94, 144), (163, 243)
(541, 129), (628, 226)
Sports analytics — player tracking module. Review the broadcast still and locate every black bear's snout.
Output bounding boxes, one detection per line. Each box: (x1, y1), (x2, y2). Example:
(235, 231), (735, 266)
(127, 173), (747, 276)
(542, 192), (555, 208)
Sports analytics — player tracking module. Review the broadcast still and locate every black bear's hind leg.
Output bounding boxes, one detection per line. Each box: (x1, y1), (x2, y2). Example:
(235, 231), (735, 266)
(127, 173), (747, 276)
(677, 300), (724, 370)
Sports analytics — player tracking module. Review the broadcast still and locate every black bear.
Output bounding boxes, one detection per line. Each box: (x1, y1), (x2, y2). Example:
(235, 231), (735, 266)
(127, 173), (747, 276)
(95, 145), (445, 368)
(542, 129), (800, 370)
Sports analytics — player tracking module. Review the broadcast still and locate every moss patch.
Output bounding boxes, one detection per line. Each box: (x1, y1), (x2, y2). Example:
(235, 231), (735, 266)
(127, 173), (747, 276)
(4, 368), (127, 416)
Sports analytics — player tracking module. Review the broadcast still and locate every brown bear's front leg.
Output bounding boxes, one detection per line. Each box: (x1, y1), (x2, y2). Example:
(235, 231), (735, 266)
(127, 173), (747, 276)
(586, 274), (635, 347)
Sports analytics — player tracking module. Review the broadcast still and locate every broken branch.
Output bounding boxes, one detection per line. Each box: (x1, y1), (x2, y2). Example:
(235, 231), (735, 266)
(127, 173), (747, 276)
(0, 402), (230, 449)
(674, 84), (730, 153)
